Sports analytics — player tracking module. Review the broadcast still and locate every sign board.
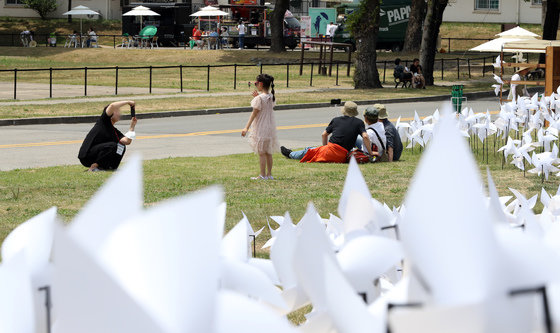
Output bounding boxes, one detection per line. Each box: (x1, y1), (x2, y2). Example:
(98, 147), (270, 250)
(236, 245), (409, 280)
(308, 8), (336, 37)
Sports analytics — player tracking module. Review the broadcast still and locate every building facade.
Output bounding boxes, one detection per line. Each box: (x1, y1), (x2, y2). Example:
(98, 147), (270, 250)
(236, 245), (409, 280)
(443, 0), (543, 25)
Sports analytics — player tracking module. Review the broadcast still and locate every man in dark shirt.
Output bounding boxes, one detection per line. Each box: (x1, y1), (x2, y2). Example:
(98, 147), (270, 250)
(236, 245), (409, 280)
(78, 101), (137, 171)
(281, 101), (372, 163)
(409, 58), (426, 89)
(374, 104), (402, 161)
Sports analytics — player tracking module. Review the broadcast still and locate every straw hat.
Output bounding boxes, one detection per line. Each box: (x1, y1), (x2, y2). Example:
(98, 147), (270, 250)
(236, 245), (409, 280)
(374, 103), (388, 119)
(341, 101), (358, 117)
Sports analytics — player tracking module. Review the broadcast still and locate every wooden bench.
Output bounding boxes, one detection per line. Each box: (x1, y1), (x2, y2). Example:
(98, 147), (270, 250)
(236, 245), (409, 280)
(394, 75), (412, 88)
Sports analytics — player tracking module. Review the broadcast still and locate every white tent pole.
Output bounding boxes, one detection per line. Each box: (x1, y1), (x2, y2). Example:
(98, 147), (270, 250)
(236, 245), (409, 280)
(80, 18), (83, 36)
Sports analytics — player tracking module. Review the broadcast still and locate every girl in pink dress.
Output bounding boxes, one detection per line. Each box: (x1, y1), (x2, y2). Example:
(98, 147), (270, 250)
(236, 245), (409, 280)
(241, 74), (279, 180)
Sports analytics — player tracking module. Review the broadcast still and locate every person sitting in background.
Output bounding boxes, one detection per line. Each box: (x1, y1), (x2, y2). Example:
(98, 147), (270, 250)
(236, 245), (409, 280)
(20, 28), (32, 47)
(280, 101), (373, 163)
(393, 58), (412, 83)
(375, 104), (402, 162)
(355, 106), (386, 161)
(87, 27), (97, 47)
(193, 28), (204, 49)
(221, 26), (229, 48)
(409, 58), (426, 89)
(209, 29), (219, 49)
(78, 101), (137, 172)
(48, 32), (57, 47)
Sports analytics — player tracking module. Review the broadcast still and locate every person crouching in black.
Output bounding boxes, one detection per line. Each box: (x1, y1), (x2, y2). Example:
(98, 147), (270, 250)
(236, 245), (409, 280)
(78, 100), (137, 172)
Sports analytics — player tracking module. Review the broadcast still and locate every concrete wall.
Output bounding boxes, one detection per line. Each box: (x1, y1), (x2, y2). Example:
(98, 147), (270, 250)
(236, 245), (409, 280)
(443, 0), (542, 25)
(1, 0), (122, 20)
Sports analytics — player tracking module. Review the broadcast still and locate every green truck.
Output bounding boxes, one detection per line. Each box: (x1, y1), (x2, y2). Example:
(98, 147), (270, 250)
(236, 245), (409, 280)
(333, 0), (411, 51)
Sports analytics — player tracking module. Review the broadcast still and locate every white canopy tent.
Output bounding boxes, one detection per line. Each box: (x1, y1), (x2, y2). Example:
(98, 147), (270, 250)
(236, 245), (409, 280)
(123, 6), (161, 31)
(62, 5), (100, 36)
(470, 26), (539, 53)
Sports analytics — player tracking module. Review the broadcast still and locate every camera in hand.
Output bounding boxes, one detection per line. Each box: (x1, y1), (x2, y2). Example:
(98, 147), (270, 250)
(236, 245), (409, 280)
(131, 105), (136, 118)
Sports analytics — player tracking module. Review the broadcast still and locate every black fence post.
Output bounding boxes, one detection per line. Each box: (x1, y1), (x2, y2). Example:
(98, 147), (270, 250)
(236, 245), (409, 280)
(456, 58), (460, 80)
(179, 65), (183, 92)
(207, 65), (210, 91)
(336, 62), (339, 86)
(13, 68), (17, 100)
(149, 66), (153, 94)
(286, 63), (289, 88)
(113, 35), (116, 49)
(49, 68), (53, 98)
(115, 66), (119, 95)
(234, 64), (237, 90)
(483, 57), (486, 77)
(448, 38), (451, 52)
(467, 58), (471, 79)
(441, 58), (444, 80)
(260, 63), (263, 75)
(383, 60), (387, 83)
(310, 63), (314, 86)
(84, 67), (88, 96)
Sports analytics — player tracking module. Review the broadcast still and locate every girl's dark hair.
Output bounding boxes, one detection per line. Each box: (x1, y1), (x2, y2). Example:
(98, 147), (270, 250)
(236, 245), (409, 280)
(394, 58), (401, 65)
(256, 73), (275, 101)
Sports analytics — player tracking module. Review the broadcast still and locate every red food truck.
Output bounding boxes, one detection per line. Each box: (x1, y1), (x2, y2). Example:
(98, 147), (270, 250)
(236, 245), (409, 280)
(218, 0), (301, 49)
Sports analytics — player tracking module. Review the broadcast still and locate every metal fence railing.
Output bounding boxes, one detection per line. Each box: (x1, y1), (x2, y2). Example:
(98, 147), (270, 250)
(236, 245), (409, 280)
(1, 55), (512, 100)
(440, 37), (493, 53)
(1, 61), (355, 100)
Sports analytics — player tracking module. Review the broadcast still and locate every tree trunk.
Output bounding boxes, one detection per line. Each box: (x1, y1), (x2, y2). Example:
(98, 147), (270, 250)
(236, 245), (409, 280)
(539, 0), (560, 63)
(419, 0), (448, 86)
(67, 0), (72, 23)
(269, 0), (290, 53)
(403, 0), (426, 52)
(349, 0), (382, 89)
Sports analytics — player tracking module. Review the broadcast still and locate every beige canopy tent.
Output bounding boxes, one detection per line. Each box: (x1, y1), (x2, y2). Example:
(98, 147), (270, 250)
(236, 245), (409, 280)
(502, 40), (560, 53)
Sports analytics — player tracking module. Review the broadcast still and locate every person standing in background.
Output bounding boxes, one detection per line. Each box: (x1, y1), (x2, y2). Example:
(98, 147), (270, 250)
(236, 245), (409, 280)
(237, 21), (246, 50)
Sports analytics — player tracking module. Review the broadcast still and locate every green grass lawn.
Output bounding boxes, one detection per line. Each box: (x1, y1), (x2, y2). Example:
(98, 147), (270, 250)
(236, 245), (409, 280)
(1, 141), (556, 252)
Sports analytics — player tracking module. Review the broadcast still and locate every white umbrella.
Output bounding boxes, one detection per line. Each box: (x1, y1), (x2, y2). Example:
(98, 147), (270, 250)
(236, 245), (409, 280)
(190, 6), (229, 17)
(123, 5), (160, 31)
(62, 5), (100, 36)
(190, 6), (229, 31)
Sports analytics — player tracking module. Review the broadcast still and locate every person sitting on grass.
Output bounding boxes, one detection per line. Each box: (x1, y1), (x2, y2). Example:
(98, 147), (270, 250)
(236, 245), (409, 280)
(281, 101), (373, 163)
(355, 106), (386, 160)
(375, 104), (403, 162)
(78, 101), (137, 172)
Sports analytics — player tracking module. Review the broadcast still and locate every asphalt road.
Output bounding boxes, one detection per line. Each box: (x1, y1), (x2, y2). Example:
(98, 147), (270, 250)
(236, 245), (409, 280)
(0, 97), (500, 171)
